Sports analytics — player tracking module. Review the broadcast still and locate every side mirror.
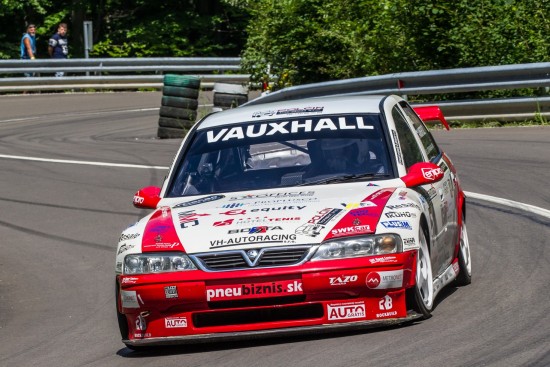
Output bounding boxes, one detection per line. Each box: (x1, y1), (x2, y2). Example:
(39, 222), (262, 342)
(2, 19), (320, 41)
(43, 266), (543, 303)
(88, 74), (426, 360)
(402, 162), (444, 187)
(133, 186), (161, 209)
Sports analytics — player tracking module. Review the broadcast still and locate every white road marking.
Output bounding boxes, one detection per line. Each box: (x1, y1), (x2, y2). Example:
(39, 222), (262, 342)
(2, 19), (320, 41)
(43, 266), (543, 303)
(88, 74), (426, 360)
(0, 153), (548, 219)
(0, 154), (169, 170)
(465, 191), (550, 219)
(0, 107), (160, 124)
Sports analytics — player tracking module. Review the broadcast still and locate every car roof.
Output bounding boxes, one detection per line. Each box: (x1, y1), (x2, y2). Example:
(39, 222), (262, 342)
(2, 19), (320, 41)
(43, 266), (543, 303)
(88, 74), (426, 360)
(197, 95), (392, 130)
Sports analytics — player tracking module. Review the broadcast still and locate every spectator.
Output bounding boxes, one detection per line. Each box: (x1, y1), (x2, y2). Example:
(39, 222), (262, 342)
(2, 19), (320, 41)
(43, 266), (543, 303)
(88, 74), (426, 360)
(20, 24), (37, 77)
(48, 23), (68, 77)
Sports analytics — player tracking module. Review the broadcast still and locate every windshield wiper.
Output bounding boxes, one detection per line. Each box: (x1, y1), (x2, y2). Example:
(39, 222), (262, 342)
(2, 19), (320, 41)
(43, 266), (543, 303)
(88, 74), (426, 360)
(299, 172), (391, 186)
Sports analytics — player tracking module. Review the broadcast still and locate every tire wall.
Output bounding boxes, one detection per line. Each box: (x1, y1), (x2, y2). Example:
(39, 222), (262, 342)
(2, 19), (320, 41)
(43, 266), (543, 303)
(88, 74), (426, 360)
(212, 82), (249, 112)
(158, 74), (201, 139)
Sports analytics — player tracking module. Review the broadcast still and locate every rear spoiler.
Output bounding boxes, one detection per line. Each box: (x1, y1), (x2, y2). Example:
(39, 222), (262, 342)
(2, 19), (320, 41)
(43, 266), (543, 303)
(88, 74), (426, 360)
(413, 106), (450, 130)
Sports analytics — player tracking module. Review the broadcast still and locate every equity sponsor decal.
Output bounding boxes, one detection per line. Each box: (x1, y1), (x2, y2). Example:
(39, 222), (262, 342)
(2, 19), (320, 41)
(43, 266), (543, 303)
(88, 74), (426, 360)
(366, 270), (404, 289)
(207, 117), (374, 143)
(327, 301), (366, 321)
(205, 279), (303, 301)
(229, 191), (315, 201)
(165, 317), (188, 328)
(174, 195), (225, 208)
(210, 234), (296, 248)
(220, 206), (306, 216)
(381, 220), (413, 230)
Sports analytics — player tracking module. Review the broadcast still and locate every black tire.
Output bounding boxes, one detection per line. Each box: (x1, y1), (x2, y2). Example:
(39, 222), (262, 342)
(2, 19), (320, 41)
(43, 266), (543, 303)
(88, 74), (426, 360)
(455, 216), (472, 286)
(159, 106), (197, 120)
(116, 281), (129, 340)
(407, 227), (434, 319)
(158, 117), (195, 129)
(161, 96), (198, 110)
(163, 74), (201, 89)
(157, 126), (189, 139)
(162, 86), (200, 99)
(214, 92), (248, 108)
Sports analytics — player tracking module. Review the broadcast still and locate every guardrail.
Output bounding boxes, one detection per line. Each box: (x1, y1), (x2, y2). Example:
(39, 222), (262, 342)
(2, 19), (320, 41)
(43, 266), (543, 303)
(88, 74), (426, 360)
(1, 58), (549, 121)
(0, 57), (249, 92)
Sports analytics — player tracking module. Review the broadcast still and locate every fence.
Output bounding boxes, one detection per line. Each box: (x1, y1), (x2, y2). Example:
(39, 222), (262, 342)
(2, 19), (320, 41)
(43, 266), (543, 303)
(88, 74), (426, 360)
(1, 58), (549, 121)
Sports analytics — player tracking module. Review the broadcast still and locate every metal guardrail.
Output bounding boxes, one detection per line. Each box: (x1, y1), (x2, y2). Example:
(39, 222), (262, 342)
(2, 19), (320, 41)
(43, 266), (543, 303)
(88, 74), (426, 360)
(0, 57), (249, 91)
(1, 58), (549, 121)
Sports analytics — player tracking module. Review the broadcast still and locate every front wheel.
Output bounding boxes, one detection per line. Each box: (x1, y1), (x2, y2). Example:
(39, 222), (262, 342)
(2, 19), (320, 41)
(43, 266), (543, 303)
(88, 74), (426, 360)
(407, 227), (434, 319)
(455, 216), (472, 286)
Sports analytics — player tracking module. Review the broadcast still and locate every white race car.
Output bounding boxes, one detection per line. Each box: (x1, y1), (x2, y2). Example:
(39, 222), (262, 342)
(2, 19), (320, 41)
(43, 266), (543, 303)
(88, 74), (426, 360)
(116, 94), (471, 349)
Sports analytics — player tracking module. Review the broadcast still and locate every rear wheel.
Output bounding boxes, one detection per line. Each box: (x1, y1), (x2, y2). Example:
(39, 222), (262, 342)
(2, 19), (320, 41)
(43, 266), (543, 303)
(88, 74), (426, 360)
(408, 227), (434, 318)
(455, 216), (472, 286)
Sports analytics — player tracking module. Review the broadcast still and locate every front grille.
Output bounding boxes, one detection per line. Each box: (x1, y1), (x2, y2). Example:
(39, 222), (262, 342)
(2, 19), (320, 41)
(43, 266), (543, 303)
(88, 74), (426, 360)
(193, 303), (324, 328)
(192, 245), (313, 271)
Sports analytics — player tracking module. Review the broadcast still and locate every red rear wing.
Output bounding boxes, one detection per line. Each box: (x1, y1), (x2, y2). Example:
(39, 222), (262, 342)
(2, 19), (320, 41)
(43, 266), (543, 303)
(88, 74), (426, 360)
(413, 106), (450, 130)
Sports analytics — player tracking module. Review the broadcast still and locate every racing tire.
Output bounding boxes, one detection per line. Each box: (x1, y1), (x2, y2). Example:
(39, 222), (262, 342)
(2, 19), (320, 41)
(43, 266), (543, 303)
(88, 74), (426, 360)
(162, 86), (200, 99)
(407, 227), (434, 319)
(159, 106), (197, 120)
(158, 117), (195, 129)
(157, 126), (189, 139)
(213, 92), (248, 108)
(163, 74), (201, 89)
(455, 216), (472, 286)
(161, 96), (198, 110)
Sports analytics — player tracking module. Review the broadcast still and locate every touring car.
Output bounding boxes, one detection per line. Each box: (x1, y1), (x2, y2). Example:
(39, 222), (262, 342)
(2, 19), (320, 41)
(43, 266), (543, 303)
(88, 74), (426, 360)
(116, 94), (472, 348)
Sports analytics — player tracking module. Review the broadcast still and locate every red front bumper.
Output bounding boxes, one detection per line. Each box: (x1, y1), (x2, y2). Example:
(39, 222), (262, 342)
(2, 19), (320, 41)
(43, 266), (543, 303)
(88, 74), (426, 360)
(118, 251), (418, 345)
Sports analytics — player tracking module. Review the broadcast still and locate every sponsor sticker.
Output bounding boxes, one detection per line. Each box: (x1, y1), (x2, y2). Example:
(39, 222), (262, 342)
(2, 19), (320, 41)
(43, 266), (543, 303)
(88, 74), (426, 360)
(381, 220), (413, 230)
(209, 234), (296, 248)
(329, 275), (358, 286)
(330, 225), (371, 237)
(421, 167), (444, 181)
(366, 270), (404, 289)
(205, 279), (303, 301)
(229, 191), (315, 201)
(165, 317), (188, 328)
(327, 301), (366, 321)
(119, 233), (140, 242)
(164, 285), (178, 299)
(121, 290), (140, 308)
(174, 195), (225, 208)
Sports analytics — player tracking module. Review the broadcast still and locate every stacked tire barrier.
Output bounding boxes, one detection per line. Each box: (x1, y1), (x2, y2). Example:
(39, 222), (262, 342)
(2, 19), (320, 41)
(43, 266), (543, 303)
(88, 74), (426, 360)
(212, 83), (248, 111)
(157, 74), (201, 139)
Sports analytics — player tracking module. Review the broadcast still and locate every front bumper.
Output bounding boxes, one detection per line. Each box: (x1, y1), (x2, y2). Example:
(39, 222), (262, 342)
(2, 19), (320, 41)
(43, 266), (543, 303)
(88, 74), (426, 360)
(118, 251), (418, 345)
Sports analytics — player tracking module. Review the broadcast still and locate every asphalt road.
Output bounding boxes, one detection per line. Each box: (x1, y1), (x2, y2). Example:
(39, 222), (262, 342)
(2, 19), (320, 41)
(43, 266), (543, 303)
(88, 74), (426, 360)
(0, 92), (548, 367)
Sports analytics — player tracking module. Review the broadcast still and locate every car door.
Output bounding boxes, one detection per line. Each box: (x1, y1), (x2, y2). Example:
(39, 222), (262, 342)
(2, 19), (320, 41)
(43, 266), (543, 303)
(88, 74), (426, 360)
(391, 102), (457, 277)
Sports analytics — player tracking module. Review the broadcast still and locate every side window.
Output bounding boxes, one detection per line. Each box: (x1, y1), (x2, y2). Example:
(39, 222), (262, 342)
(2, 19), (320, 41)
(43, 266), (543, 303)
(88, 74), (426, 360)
(400, 102), (441, 162)
(392, 106), (424, 170)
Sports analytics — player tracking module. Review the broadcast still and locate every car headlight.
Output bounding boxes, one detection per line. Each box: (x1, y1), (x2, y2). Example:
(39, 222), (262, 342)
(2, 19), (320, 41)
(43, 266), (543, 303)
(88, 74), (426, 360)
(311, 234), (402, 261)
(123, 253), (196, 274)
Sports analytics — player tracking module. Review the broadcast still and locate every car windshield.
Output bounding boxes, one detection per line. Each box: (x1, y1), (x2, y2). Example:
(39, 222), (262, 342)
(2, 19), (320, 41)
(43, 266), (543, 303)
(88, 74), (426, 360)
(166, 113), (393, 197)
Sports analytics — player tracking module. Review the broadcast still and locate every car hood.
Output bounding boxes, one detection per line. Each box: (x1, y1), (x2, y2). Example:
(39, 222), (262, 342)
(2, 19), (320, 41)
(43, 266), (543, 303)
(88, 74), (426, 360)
(138, 183), (401, 254)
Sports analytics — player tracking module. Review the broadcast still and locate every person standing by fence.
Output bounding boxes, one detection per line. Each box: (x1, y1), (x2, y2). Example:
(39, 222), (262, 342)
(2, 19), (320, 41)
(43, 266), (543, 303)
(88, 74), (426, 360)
(48, 23), (68, 77)
(20, 24), (37, 77)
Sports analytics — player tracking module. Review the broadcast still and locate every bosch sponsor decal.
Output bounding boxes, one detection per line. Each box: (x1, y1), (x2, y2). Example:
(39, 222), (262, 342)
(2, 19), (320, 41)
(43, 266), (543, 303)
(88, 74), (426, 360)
(210, 234), (296, 248)
(229, 191), (315, 201)
(164, 285), (178, 299)
(366, 270), (404, 289)
(205, 279), (303, 301)
(329, 275), (358, 286)
(119, 233), (140, 242)
(391, 130), (404, 165)
(331, 225), (371, 237)
(207, 117), (374, 143)
(165, 317), (188, 328)
(376, 295), (398, 318)
(384, 211), (416, 218)
(174, 195), (225, 208)
(252, 106), (324, 118)
(327, 301), (366, 321)
(121, 290), (142, 308)
(421, 167), (444, 181)
(178, 210), (209, 228)
(228, 226), (283, 234)
(381, 220), (413, 230)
